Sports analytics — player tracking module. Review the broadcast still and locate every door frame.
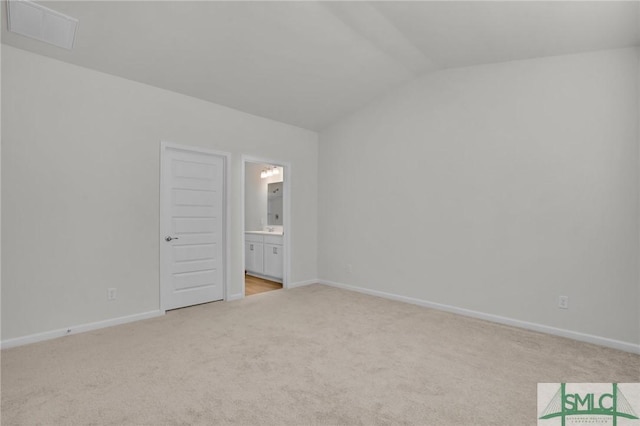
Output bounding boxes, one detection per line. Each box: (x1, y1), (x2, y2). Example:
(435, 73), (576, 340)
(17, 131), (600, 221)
(159, 141), (231, 312)
(241, 155), (292, 297)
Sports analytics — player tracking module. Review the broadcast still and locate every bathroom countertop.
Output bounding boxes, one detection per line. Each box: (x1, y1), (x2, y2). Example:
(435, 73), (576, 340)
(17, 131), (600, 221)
(245, 231), (283, 236)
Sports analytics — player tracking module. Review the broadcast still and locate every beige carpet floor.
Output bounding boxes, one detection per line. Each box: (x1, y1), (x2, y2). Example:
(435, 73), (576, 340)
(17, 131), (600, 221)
(2, 284), (639, 425)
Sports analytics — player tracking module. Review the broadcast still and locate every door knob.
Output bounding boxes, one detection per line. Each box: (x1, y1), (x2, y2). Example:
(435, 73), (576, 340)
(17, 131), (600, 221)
(165, 236), (179, 242)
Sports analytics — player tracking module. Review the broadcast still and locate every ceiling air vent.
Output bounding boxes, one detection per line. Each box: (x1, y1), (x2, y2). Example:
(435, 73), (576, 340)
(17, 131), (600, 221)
(7, 0), (78, 50)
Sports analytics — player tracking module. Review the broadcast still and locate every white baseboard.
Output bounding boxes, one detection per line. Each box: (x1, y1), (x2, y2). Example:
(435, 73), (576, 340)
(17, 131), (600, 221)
(288, 279), (317, 289)
(1, 310), (164, 350)
(318, 279), (640, 355)
(226, 293), (244, 301)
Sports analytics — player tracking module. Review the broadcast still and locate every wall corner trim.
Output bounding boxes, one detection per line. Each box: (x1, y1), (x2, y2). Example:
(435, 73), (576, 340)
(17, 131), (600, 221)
(317, 279), (640, 355)
(226, 293), (244, 301)
(1, 310), (165, 350)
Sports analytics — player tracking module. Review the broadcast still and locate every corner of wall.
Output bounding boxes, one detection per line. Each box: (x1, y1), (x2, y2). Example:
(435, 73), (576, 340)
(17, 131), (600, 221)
(637, 44), (640, 347)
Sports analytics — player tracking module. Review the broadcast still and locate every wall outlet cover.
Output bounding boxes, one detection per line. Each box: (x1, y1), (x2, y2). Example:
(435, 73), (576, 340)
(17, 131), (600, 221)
(558, 295), (569, 309)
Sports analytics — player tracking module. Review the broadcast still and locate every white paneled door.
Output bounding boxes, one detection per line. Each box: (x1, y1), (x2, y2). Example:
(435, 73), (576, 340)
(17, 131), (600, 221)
(160, 143), (227, 310)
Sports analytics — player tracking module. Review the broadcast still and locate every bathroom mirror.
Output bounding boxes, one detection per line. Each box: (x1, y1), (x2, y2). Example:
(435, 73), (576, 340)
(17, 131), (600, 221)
(267, 182), (283, 225)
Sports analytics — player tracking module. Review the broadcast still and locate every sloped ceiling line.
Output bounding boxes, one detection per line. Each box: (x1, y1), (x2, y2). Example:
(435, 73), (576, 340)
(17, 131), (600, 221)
(2, 1), (639, 131)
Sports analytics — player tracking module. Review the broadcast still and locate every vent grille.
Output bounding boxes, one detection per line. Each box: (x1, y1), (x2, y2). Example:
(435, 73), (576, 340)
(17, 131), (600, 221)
(7, 0), (78, 50)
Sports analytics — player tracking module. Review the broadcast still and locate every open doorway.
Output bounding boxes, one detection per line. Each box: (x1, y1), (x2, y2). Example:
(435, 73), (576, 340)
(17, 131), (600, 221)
(242, 159), (290, 297)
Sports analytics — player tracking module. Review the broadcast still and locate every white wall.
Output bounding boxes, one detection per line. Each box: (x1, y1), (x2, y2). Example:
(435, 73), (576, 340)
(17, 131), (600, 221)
(1, 46), (318, 340)
(245, 163), (283, 232)
(319, 48), (640, 346)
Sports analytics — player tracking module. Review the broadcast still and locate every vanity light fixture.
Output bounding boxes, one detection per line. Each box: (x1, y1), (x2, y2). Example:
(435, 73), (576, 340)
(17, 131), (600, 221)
(260, 166), (279, 179)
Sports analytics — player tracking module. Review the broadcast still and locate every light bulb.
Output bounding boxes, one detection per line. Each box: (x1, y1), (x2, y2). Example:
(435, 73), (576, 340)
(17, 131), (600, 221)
(260, 170), (267, 179)
(272, 167), (280, 175)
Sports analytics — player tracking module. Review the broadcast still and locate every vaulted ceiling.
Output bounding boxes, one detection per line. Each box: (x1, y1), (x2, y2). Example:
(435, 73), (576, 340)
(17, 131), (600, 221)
(3, 1), (639, 131)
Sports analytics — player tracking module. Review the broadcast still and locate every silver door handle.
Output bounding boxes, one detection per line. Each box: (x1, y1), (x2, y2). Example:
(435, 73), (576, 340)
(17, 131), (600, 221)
(165, 236), (179, 242)
(273, 247), (277, 254)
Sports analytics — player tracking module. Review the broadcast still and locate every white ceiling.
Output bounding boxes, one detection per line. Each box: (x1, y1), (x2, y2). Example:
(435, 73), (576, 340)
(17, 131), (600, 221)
(2, 1), (639, 131)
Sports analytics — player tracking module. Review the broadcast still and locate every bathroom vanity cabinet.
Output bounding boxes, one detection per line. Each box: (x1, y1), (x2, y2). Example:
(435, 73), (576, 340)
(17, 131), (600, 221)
(245, 233), (283, 282)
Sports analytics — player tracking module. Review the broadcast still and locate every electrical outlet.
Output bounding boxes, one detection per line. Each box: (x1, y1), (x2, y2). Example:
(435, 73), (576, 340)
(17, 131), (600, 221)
(558, 295), (569, 309)
(107, 288), (117, 301)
